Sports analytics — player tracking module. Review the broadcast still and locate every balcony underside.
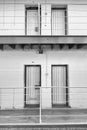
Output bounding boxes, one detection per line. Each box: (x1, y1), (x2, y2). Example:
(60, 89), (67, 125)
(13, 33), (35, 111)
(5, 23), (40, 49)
(0, 36), (87, 44)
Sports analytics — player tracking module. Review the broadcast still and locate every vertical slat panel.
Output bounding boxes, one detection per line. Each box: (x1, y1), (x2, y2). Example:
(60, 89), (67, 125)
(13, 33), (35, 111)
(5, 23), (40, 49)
(52, 9), (65, 35)
(58, 67), (66, 104)
(26, 67), (28, 104)
(52, 66), (67, 105)
(27, 9), (40, 35)
(35, 66), (40, 102)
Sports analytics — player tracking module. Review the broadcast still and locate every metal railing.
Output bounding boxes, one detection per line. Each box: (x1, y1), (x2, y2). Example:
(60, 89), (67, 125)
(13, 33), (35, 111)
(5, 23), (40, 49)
(0, 86), (87, 124)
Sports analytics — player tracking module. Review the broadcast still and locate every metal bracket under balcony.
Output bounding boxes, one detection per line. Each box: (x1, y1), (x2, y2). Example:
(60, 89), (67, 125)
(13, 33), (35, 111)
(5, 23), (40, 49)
(0, 36), (87, 44)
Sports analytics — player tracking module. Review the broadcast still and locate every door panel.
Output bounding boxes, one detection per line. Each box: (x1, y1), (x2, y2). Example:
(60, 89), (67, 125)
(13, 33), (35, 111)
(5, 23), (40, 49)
(52, 65), (67, 105)
(27, 9), (40, 35)
(52, 9), (65, 35)
(25, 66), (41, 106)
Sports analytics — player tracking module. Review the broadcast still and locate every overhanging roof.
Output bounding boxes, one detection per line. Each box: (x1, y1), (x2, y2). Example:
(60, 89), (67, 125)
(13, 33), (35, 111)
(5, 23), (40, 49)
(0, 36), (87, 44)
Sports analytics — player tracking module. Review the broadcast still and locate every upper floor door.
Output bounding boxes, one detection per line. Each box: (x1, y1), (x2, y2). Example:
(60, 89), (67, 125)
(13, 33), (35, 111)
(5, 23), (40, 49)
(26, 7), (40, 35)
(52, 9), (66, 35)
(26, 5), (66, 36)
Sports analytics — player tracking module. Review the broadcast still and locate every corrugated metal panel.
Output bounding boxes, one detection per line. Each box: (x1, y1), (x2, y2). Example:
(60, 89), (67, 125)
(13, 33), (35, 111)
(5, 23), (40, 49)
(27, 10), (40, 35)
(26, 66), (40, 105)
(52, 9), (65, 35)
(52, 66), (66, 105)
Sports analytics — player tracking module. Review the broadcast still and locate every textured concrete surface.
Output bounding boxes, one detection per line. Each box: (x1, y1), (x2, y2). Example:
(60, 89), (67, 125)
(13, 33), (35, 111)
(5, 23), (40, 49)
(0, 108), (87, 124)
(42, 108), (87, 123)
(0, 109), (39, 124)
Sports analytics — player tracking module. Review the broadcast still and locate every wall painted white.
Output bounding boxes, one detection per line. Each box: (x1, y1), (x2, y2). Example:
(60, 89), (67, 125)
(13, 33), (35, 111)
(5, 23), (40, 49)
(0, 0), (87, 35)
(0, 50), (87, 109)
(0, 0), (87, 4)
(0, 2), (25, 35)
(68, 5), (87, 35)
(41, 4), (51, 35)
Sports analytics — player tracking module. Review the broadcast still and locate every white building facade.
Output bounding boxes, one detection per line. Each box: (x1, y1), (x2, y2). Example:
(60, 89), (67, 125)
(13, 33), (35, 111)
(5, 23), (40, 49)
(0, 0), (87, 109)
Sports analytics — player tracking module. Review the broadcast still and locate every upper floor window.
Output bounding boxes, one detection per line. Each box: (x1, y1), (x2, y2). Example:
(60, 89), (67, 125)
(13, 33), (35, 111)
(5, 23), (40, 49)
(25, 5), (67, 35)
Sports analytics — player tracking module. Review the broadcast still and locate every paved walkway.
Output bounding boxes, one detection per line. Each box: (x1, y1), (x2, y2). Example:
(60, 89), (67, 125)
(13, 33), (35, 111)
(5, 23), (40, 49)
(0, 109), (39, 124)
(42, 108), (87, 124)
(0, 108), (87, 124)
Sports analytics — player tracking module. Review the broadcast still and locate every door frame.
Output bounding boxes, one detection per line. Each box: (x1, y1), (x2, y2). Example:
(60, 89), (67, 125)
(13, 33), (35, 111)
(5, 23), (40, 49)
(24, 65), (41, 107)
(51, 64), (69, 107)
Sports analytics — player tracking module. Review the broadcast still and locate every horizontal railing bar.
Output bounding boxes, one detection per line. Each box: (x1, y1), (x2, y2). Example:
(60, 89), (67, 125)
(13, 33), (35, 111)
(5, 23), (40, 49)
(0, 25), (87, 29)
(0, 106), (87, 110)
(1, 100), (87, 103)
(0, 8), (87, 12)
(1, 16), (87, 17)
(1, 28), (87, 30)
(0, 122), (86, 126)
(0, 108), (40, 110)
(40, 107), (87, 110)
(1, 93), (87, 96)
(0, 86), (87, 89)
(1, 22), (87, 24)
(0, 114), (87, 118)
(41, 114), (87, 117)
(0, 107), (87, 110)
(0, 22), (87, 24)
(0, 115), (40, 117)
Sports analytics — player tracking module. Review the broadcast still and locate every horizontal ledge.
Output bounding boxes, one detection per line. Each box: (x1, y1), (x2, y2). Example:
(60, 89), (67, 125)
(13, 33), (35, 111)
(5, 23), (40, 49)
(0, 122), (87, 127)
(0, 36), (87, 44)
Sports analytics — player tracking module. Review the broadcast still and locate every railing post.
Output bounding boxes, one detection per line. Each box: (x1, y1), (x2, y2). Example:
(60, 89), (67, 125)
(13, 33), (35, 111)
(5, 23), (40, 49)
(13, 88), (15, 109)
(40, 86), (42, 124)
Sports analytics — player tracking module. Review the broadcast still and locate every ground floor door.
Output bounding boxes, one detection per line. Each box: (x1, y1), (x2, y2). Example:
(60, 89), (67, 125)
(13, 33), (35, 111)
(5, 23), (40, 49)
(25, 65), (41, 107)
(51, 65), (68, 106)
